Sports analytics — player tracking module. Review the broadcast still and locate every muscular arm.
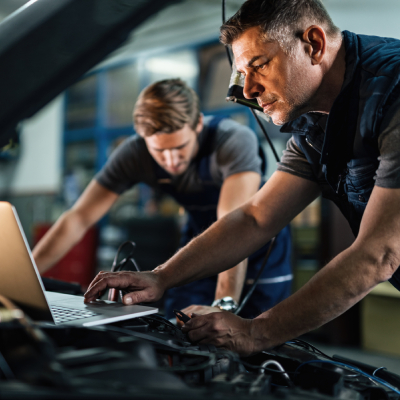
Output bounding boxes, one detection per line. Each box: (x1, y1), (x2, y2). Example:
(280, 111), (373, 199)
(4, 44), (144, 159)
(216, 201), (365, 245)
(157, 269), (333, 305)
(84, 171), (320, 304)
(33, 180), (119, 273)
(249, 186), (400, 350)
(183, 186), (400, 355)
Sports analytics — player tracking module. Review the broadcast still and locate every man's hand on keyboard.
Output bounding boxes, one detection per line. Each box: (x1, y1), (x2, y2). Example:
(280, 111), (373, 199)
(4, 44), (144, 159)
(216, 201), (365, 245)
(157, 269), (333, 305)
(84, 270), (165, 305)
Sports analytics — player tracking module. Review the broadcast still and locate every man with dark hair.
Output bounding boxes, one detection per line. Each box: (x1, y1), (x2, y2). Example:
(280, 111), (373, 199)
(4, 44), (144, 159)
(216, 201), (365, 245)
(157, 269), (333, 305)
(84, 0), (400, 355)
(33, 78), (292, 319)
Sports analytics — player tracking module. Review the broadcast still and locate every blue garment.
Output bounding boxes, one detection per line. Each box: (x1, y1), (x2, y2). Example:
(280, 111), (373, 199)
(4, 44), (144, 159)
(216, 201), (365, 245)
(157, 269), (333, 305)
(156, 117), (292, 319)
(281, 30), (400, 290)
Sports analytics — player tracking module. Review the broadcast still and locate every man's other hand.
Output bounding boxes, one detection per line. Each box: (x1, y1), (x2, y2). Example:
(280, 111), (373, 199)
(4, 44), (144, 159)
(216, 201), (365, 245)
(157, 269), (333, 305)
(84, 270), (164, 305)
(176, 305), (222, 326)
(181, 312), (255, 356)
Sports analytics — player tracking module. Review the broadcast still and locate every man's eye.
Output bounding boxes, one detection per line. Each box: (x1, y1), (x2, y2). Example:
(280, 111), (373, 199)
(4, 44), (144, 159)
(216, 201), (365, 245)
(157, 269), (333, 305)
(254, 63), (267, 71)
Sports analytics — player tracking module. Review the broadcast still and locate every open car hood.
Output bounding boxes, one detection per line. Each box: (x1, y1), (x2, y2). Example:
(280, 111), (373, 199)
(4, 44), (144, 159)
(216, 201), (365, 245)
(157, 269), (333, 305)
(0, 0), (182, 147)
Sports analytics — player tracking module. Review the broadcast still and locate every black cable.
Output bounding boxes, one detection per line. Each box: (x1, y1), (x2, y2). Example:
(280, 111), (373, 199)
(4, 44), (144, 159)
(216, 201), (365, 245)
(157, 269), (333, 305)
(222, 0), (227, 29)
(251, 109), (280, 163)
(143, 313), (183, 333)
(283, 341), (362, 380)
(110, 241), (141, 300)
(234, 236), (276, 315)
(287, 339), (333, 361)
(121, 257), (141, 273)
(222, 0), (233, 66)
(111, 241), (139, 272)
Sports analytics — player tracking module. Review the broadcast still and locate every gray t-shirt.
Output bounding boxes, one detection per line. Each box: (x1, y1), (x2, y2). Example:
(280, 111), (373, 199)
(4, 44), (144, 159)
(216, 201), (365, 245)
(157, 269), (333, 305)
(277, 97), (400, 189)
(95, 116), (262, 195)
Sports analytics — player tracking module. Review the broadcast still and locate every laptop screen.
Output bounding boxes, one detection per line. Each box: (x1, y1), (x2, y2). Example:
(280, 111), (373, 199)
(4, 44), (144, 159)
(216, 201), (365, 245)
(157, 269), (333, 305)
(0, 202), (53, 321)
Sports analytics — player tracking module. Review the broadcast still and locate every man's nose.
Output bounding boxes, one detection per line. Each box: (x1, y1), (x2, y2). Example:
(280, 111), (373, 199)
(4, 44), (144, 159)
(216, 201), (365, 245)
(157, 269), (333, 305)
(243, 74), (263, 99)
(164, 150), (180, 167)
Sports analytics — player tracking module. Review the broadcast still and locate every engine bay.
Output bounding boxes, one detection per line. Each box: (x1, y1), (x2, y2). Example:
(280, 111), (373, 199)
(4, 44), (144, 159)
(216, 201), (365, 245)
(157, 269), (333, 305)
(1, 308), (400, 400)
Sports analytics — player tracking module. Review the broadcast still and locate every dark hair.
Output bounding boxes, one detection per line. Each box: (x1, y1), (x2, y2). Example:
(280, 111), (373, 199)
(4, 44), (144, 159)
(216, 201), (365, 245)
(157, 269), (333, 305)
(220, 0), (340, 51)
(133, 78), (200, 137)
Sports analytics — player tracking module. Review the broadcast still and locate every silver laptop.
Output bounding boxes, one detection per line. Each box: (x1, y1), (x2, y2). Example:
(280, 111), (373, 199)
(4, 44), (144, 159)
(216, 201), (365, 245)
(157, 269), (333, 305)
(0, 201), (158, 326)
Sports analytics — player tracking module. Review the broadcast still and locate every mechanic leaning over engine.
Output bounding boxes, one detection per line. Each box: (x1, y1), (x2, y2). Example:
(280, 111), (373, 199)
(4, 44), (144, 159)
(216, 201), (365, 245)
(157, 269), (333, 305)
(33, 78), (292, 320)
(84, 0), (400, 355)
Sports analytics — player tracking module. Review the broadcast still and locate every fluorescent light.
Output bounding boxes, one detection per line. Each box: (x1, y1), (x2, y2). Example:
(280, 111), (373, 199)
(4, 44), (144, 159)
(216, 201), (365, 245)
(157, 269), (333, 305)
(145, 58), (198, 79)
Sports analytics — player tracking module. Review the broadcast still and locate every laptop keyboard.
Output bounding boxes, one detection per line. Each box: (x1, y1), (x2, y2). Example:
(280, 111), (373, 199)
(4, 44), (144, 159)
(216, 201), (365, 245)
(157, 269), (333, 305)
(51, 305), (99, 324)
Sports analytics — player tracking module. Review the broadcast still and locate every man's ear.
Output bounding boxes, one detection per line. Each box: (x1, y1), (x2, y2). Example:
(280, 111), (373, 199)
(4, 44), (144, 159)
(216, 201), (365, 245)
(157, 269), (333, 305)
(302, 25), (326, 65)
(195, 113), (204, 135)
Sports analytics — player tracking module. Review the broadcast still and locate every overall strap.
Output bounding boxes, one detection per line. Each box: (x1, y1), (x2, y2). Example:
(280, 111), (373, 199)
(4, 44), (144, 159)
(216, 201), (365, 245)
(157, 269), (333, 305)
(195, 115), (226, 181)
(199, 115), (267, 176)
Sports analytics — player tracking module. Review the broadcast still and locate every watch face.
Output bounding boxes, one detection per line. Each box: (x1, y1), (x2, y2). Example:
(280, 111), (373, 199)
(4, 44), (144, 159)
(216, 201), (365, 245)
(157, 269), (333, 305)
(212, 297), (238, 311)
(218, 298), (238, 311)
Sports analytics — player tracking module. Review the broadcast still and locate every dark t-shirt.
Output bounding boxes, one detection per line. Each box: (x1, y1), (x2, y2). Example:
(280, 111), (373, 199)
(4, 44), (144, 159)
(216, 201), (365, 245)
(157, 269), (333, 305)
(277, 97), (400, 189)
(95, 116), (262, 195)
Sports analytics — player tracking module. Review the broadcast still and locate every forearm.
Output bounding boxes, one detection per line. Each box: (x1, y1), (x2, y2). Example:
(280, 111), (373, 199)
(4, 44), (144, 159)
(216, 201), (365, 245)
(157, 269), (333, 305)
(32, 210), (89, 273)
(154, 206), (273, 291)
(85, 173), (321, 307)
(215, 260), (248, 303)
(155, 172), (319, 292)
(249, 244), (389, 352)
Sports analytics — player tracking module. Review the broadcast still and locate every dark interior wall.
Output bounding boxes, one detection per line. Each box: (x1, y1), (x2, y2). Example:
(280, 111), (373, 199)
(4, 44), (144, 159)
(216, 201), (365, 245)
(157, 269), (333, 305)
(317, 199), (358, 345)
(327, 201), (355, 261)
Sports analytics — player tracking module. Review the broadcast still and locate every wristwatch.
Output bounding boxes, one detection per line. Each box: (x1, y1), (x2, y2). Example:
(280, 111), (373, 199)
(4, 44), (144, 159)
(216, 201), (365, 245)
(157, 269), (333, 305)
(211, 296), (238, 312)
